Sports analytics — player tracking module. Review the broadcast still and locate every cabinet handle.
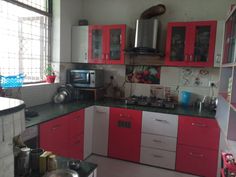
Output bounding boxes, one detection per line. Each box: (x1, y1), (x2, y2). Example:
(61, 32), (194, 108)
(191, 123), (207, 127)
(189, 55), (193, 62)
(216, 54), (221, 63)
(153, 139), (162, 143)
(119, 113), (124, 117)
(153, 154), (163, 158)
(85, 52), (88, 60)
(189, 152), (204, 158)
(185, 55), (188, 61)
(106, 53), (109, 60)
(154, 119), (168, 123)
(51, 125), (60, 131)
(74, 116), (80, 120)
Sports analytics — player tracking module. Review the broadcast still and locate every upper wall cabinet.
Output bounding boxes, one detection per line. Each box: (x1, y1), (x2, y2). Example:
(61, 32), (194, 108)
(88, 24), (126, 65)
(71, 26), (89, 63)
(165, 21), (217, 67)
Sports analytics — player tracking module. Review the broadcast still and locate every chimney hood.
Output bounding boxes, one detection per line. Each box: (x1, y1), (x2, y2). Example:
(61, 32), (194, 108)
(134, 18), (159, 51)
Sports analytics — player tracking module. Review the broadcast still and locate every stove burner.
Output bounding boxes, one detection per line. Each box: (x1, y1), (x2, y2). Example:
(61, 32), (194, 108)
(126, 96), (177, 109)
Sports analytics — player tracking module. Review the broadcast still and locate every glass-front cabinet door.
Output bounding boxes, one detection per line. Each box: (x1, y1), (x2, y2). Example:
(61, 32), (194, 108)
(189, 21), (217, 67)
(223, 10), (236, 64)
(106, 25), (126, 64)
(165, 23), (190, 66)
(88, 26), (105, 64)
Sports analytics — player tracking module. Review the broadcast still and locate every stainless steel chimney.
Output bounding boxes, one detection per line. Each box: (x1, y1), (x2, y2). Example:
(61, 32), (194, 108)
(134, 18), (159, 49)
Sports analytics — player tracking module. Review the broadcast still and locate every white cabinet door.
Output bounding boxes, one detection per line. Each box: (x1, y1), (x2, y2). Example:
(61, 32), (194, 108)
(84, 106), (94, 159)
(214, 20), (224, 67)
(71, 26), (88, 63)
(93, 106), (109, 156)
(142, 111), (178, 137)
(140, 147), (176, 170)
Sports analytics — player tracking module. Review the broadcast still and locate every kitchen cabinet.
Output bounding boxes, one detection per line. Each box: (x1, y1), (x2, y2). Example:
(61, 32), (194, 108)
(165, 21), (217, 67)
(40, 110), (85, 160)
(176, 115), (220, 177)
(93, 106), (110, 156)
(84, 106), (94, 159)
(40, 115), (69, 157)
(88, 24), (126, 65)
(71, 26), (89, 63)
(108, 107), (142, 162)
(140, 111), (178, 169)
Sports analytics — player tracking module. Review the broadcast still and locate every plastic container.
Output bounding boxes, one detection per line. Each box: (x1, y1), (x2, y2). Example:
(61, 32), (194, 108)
(0, 74), (25, 89)
(180, 91), (191, 107)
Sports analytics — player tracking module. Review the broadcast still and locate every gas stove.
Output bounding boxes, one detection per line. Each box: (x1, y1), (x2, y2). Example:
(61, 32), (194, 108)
(126, 96), (177, 109)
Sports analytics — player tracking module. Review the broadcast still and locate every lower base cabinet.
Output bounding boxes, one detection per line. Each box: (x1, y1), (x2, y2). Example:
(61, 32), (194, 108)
(176, 145), (218, 177)
(140, 147), (176, 169)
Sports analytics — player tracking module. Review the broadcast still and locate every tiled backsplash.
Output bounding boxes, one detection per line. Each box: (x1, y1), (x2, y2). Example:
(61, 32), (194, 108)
(85, 65), (219, 102)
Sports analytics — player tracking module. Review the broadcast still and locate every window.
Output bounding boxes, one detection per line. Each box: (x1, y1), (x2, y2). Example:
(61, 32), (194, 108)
(0, 0), (52, 83)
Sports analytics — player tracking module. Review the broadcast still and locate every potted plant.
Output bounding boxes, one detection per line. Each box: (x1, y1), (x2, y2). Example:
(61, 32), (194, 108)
(44, 64), (56, 83)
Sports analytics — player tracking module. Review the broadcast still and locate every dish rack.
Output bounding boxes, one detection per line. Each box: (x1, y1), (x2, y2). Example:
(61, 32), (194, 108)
(0, 74), (25, 89)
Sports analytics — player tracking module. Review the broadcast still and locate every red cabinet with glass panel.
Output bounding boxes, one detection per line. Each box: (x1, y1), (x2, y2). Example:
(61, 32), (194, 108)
(165, 21), (217, 67)
(88, 24), (126, 65)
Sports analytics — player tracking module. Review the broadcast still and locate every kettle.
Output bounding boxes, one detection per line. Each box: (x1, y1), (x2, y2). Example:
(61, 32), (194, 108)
(15, 147), (31, 176)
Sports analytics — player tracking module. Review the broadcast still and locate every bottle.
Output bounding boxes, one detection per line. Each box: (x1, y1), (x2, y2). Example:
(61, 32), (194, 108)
(47, 154), (57, 171)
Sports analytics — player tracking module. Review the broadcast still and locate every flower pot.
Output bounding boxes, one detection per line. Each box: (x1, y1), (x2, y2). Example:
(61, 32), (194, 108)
(46, 75), (56, 83)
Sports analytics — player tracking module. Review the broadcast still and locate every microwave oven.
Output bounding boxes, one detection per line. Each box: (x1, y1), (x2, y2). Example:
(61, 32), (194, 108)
(67, 69), (104, 88)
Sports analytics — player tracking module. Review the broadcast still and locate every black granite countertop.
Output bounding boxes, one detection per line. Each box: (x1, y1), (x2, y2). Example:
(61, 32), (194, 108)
(0, 97), (25, 116)
(26, 99), (215, 128)
(29, 156), (97, 177)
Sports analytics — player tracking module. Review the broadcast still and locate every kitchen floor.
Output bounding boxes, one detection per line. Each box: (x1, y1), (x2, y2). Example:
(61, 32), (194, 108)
(86, 155), (198, 177)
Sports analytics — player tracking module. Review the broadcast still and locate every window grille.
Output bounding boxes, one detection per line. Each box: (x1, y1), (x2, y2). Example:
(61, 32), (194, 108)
(0, 0), (52, 83)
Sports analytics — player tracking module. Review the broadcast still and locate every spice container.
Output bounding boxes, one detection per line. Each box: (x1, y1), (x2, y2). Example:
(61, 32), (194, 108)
(47, 154), (57, 171)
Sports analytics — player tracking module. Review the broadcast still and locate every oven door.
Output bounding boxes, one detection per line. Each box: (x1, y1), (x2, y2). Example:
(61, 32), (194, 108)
(70, 70), (90, 87)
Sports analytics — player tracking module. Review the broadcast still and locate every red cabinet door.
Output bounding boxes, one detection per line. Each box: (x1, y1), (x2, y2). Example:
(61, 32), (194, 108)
(165, 22), (191, 66)
(178, 116), (220, 150)
(106, 24), (126, 65)
(176, 145), (218, 177)
(88, 25), (106, 64)
(68, 110), (85, 160)
(108, 108), (142, 162)
(39, 116), (69, 157)
(188, 21), (217, 67)
(165, 21), (217, 67)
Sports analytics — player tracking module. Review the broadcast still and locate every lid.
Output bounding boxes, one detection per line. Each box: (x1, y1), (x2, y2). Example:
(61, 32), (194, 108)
(43, 169), (79, 177)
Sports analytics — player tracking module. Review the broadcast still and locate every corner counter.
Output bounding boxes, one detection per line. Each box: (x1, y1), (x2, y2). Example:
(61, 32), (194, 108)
(26, 99), (216, 128)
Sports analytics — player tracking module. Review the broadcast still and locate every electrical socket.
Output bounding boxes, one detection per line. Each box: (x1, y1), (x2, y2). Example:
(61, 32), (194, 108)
(209, 81), (216, 87)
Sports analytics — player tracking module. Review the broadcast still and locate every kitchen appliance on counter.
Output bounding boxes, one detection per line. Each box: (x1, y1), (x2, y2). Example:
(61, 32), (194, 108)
(67, 69), (104, 88)
(126, 96), (177, 109)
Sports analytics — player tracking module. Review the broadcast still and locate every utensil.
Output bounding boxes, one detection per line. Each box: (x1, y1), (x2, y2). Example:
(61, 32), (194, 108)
(43, 169), (79, 177)
(68, 160), (81, 171)
(15, 147), (31, 176)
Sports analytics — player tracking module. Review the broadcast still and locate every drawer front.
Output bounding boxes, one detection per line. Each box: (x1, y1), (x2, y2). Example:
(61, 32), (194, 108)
(176, 145), (218, 177)
(142, 111), (178, 137)
(140, 147), (176, 170)
(141, 133), (177, 151)
(178, 116), (220, 150)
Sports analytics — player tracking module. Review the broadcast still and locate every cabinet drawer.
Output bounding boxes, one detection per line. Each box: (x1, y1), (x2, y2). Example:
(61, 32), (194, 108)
(142, 111), (178, 137)
(141, 133), (177, 151)
(140, 147), (176, 169)
(178, 116), (220, 150)
(176, 145), (218, 177)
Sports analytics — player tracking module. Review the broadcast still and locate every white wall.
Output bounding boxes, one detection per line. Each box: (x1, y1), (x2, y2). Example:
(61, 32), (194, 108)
(82, 0), (235, 51)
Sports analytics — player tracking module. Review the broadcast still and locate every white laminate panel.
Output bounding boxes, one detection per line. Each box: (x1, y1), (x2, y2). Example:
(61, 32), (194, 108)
(141, 133), (177, 152)
(142, 111), (178, 137)
(84, 106), (94, 159)
(0, 153), (14, 177)
(0, 141), (13, 158)
(13, 111), (22, 136)
(2, 114), (14, 141)
(93, 106), (109, 156)
(140, 147), (176, 170)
